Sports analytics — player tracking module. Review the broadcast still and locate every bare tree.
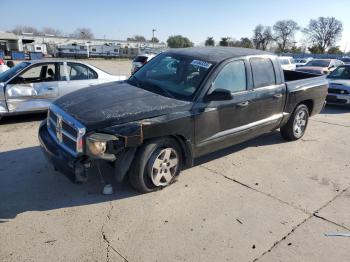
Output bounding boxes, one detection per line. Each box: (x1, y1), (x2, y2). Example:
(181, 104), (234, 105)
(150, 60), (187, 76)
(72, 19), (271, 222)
(253, 25), (273, 50)
(70, 28), (94, 39)
(127, 35), (146, 42)
(11, 25), (40, 35)
(273, 20), (300, 52)
(42, 27), (62, 36)
(303, 17), (343, 53)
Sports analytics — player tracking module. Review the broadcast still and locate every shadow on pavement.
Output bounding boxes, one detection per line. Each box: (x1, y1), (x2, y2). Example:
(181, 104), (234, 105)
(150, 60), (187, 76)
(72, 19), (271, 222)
(195, 130), (284, 166)
(0, 113), (47, 125)
(321, 105), (350, 115)
(0, 146), (139, 221)
(0, 130), (285, 221)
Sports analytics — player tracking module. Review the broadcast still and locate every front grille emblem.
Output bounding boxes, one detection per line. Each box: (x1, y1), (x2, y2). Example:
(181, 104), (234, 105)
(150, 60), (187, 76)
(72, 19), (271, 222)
(56, 114), (63, 143)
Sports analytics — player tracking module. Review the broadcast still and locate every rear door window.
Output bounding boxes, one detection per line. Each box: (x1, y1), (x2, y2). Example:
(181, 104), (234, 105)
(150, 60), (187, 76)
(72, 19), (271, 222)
(250, 58), (276, 88)
(66, 63), (98, 80)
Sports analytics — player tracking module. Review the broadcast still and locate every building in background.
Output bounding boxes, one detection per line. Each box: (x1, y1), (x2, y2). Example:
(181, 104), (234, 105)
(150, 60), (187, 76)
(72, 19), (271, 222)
(0, 32), (166, 58)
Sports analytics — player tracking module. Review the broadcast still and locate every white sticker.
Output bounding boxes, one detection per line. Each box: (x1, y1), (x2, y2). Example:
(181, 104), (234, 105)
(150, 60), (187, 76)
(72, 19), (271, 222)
(191, 60), (212, 69)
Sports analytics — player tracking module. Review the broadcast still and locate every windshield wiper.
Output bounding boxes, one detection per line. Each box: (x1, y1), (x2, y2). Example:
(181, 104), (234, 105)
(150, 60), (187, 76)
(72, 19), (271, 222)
(129, 75), (141, 88)
(147, 83), (176, 99)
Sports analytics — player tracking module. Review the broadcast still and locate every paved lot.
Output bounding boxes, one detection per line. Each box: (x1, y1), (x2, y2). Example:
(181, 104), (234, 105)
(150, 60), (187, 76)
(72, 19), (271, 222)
(1, 60), (350, 262)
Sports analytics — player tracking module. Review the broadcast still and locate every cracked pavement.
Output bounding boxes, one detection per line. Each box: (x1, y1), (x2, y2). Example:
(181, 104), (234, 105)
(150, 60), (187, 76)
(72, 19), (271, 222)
(1, 61), (350, 262)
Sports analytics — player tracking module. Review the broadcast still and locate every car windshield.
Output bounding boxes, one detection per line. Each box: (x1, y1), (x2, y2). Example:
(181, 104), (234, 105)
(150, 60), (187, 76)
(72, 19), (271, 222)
(328, 66), (350, 79)
(341, 58), (350, 63)
(305, 60), (330, 67)
(0, 62), (30, 82)
(295, 59), (306, 63)
(128, 53), (214, 101)
(133, 56), (148, 63)
(279, 59), (289, 65)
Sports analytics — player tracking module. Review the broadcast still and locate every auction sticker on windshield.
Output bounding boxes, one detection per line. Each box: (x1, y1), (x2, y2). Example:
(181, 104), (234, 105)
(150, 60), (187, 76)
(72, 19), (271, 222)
(191, 60), (212, 69)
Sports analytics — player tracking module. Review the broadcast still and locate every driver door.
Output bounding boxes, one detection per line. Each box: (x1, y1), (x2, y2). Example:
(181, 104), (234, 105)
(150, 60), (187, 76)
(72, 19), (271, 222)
(5, 63), (59, 112)
(194, 59), (256, 156)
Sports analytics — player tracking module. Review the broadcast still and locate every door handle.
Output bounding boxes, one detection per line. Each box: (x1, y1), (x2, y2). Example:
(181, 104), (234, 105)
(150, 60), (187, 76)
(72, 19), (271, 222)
(273, 94), (282, 99)
(46, 87), (54, 91)
(237, 101), (250, 108)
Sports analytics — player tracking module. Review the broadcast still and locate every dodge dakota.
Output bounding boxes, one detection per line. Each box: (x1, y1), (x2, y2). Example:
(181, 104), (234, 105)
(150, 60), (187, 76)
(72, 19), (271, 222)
(39, 47), (328, 193)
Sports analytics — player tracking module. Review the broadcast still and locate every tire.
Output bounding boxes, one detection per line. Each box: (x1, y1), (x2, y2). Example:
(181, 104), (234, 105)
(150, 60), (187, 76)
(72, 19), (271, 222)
(129, 137), (183, 193)
(281, 104), (309, 141)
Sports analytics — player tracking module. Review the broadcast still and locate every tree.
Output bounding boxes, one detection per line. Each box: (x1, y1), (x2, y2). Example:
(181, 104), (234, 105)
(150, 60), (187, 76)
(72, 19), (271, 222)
(70, 28), (94, 39)
(167, 35), (193, 48)
(219, 37), (229, 47)
(11, 25), (40, 35)
(290, 46), (303, 53)
(127, 35), (146, 42)
(231, 37), (254, 48)
(303, 17), (343, 53)
(308, 45), (323, 54)
(328, 46), (343, 55)
(273, 20), (300, 52)
(150, 37), (159, 43)
(205, 37), (215, 46)
(42, 27), (62, 36)
(240, 37), (254, 48)
(253, 25), (273, 50)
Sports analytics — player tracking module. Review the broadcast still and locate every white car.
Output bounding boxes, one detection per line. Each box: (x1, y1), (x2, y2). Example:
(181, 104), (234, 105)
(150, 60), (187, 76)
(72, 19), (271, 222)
(131, 54), (156, 74)
(294, 57), (313, 68)
(0, 58), (9, 73)
(278, 56), (296, 71)
(0, 60), (126, 119)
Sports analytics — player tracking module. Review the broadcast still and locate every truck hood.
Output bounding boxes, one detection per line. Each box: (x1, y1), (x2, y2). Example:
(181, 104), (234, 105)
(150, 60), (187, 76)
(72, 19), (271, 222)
(53, 81), (192, 130)
(297, 66), (326, 74)
(328, 79), (350, 90)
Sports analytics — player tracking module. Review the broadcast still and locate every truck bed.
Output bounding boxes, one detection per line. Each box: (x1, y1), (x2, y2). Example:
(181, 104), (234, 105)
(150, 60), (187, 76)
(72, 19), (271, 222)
(283, 70), (328, 117)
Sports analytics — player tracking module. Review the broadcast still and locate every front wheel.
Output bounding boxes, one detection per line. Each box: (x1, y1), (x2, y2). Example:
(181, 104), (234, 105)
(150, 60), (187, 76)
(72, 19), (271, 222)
(129, 137), (182, 193)
(281, 104), (309, 141)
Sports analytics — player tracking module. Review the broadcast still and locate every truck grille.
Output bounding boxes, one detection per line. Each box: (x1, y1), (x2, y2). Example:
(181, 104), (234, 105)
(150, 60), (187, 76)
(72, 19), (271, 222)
(47, 104), (86, 156)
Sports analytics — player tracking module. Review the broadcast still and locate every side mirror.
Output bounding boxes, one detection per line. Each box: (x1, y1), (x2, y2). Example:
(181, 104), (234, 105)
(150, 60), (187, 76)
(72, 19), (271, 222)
(205, 88), (233, 102)
(329, 65), (335, 69)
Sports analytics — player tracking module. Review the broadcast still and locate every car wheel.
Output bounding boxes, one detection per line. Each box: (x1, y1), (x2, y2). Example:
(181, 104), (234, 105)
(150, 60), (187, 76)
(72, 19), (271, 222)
(281, 104), (309, 141)
(129, 137), (182, 193)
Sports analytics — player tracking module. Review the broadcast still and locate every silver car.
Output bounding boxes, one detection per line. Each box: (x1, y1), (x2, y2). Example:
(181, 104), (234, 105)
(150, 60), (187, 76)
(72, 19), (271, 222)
(0, 60), (126, 119)
(326, 65), (350, 106)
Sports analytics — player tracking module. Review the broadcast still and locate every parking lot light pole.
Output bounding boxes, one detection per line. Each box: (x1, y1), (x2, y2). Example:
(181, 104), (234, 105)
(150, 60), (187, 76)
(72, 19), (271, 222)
(152, 29), (156, 49)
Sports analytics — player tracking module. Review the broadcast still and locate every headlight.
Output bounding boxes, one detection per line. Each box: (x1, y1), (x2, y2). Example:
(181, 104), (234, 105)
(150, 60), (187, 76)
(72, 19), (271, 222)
(86, 133), (118, 160)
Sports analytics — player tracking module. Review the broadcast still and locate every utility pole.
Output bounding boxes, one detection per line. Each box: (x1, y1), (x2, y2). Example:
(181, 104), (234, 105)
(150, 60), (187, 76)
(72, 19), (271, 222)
(152, 29), (156, 49)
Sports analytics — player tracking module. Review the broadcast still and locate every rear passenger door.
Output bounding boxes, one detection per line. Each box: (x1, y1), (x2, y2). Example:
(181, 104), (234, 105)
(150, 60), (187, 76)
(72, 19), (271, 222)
(248, 57), (286, 127)
(58, 62), (99, 97)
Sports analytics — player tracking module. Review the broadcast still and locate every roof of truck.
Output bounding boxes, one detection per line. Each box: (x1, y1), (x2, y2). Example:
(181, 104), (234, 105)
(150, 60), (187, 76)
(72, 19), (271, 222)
(166, 47), (272, 63)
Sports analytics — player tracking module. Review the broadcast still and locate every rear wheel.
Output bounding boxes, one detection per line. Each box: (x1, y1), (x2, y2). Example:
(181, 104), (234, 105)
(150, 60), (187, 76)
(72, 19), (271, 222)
(129, 137), (182, 193)
(281, 104), (309, 141)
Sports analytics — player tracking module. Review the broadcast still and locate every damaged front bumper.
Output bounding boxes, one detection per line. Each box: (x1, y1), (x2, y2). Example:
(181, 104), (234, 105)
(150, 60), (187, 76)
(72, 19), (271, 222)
(39, 121), (90, 183)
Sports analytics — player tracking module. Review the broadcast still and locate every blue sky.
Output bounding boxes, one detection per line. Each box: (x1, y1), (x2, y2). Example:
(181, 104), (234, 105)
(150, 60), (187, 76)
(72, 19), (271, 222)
(1, 0), (349, 50)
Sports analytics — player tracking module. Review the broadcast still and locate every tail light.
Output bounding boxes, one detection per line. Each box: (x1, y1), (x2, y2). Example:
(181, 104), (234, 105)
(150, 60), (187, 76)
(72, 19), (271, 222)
(0, 59), (4, 65)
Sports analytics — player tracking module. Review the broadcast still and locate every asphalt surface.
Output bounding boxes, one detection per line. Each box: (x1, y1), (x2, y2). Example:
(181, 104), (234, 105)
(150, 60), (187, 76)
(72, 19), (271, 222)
(0, 60), (350, 262)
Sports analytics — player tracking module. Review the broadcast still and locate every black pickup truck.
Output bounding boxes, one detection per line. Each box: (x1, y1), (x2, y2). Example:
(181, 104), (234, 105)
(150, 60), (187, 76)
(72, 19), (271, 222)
(39, 47), (328, 193)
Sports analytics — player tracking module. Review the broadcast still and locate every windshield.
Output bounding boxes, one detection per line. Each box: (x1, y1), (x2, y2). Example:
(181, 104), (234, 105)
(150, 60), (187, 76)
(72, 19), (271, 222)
(305, 60), (330, 67)
(295, 59), (306, 63)
(133, 56), (148, 63)
(328, 66), (350, 79)
(279, 59), (290, 65)
(0, 62), (30, 82)
(128, 53), (214, 101)
(341, 58), (350, 63)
